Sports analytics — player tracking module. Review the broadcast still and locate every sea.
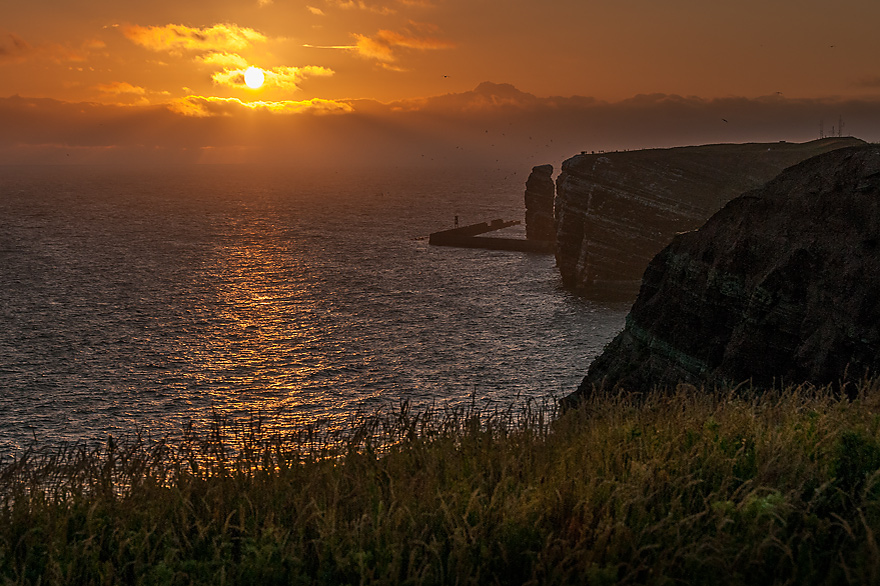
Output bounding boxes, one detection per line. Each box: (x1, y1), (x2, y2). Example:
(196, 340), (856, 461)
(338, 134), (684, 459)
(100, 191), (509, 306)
(0, 164), (629, 455)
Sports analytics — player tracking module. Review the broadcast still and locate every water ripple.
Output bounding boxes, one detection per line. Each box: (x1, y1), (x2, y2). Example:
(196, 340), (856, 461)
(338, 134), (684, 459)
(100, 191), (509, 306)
(0, 165), (627, 454)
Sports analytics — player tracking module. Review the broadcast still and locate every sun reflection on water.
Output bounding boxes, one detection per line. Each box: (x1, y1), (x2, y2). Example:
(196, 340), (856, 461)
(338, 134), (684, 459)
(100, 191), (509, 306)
(0, 165), (629, 453)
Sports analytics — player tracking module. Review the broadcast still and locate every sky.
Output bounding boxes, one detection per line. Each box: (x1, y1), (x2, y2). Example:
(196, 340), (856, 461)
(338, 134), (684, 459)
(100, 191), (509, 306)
(3, 0), (880, 167)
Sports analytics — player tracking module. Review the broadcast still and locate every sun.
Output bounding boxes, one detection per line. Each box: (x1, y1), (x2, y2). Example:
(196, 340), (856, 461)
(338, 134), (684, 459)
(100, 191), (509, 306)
(244, 66), (265, 89)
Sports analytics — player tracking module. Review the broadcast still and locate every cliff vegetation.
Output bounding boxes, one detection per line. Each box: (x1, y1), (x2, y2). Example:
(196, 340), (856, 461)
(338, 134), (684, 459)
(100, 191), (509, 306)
(5, 383), (880, 585)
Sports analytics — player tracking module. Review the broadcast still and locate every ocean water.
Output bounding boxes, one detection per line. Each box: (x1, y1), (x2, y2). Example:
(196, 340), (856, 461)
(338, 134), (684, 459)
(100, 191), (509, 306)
(0, 165), (628, 454)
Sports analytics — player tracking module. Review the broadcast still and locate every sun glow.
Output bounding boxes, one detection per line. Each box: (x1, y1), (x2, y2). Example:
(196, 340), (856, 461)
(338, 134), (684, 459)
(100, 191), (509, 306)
(244, 66), (265, 89)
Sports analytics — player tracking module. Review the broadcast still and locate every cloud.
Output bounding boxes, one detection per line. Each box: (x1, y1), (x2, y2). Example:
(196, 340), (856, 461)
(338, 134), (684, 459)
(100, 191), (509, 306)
(302, 43), (356, 50)
(0, 33), (32, 63)
(388, 81), (546, 112)
(123, 23), (267, 54)
(197, 52), (249, 69)
(352, 28), (453, 63)
(0, 33), (105, 64)
(83, 39), (107, 51)
(211, 64), (334, 91)
(379, 63), (407, 72)
(96, 81), (146, 95)
(325, 0), (396, 14)
(49, 46), (91, 63)
(854, 75), (880, 89)
(265, 66), (335, 90)
(167, 95), (353, 116)
(95, 81), (150, 105)
(307, 6), (325, 15)
(6, 88), (880, 168)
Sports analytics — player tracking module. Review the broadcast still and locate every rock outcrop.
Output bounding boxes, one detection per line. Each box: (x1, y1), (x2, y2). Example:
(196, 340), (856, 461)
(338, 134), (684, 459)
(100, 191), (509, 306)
(524, 164), (556, 242)
(554, 138), (865, 297)
(566, 145), (880, 401)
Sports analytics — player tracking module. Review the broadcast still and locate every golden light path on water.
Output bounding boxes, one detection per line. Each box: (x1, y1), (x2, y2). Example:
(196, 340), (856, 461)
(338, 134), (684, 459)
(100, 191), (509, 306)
(0, 165), (628, 452)
(190, 215), (346, 430)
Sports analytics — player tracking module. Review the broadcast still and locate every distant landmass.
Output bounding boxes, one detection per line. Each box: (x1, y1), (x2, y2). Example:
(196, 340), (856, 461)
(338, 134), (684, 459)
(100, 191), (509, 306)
(548, 137), (865, 297)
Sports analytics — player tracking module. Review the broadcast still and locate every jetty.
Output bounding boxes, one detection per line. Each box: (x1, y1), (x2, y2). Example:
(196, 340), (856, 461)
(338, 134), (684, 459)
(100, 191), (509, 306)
(429, 218), (554, 253)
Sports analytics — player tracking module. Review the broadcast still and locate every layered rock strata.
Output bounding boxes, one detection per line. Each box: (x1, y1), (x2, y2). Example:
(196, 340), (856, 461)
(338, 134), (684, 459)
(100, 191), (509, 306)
(524, 164), (555, 242)
(566, 145), (880, 401)
(554, 138), (865, 297)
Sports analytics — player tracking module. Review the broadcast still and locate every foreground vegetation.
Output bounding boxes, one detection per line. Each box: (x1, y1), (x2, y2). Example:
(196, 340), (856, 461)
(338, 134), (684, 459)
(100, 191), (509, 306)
(5, 382), (880, 585)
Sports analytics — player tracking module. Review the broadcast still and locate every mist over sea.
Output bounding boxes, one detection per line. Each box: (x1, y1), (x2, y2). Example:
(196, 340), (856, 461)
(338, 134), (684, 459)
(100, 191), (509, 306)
(0, 165), (627, 454)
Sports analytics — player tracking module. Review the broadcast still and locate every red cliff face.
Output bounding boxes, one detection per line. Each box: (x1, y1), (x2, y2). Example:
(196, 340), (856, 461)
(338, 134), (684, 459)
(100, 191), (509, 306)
(567, 145), (880, 400)
(553, 138), (865, 298)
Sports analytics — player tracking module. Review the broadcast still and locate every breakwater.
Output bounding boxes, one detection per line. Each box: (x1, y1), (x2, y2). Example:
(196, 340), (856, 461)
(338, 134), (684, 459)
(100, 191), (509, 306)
(429, 218), (554, 253)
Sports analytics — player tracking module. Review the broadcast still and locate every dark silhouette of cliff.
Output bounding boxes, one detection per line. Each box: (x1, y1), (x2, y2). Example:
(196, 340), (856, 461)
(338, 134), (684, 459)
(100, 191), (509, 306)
(565, 144), (880, 402)
(524, 164), (555, 242)
(553, 138), (866, 298)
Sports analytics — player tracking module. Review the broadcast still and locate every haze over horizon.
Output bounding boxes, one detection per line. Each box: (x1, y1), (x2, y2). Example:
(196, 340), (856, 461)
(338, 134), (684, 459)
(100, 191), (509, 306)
(4, 0), (880, 167)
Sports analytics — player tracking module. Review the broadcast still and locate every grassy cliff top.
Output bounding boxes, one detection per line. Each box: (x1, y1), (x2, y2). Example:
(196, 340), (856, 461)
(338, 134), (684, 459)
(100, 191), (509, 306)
(4, 380), (880, 584)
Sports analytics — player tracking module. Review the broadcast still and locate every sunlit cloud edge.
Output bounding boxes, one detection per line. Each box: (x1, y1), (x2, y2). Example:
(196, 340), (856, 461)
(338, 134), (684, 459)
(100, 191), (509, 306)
(168, 95), (354, 116)
(124, 23), (268, 54)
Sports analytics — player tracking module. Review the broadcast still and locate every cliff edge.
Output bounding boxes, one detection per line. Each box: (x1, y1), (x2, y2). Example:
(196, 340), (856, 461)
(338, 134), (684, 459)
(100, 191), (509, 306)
(554, 138), (865, 297)
(566, 144), (880, 402)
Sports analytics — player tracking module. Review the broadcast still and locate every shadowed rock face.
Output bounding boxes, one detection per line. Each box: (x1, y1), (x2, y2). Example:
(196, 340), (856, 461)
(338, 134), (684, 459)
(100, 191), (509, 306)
(554, 138), (865, 298)
(524, 164), (555, 242)
(566, 145), (880, 401)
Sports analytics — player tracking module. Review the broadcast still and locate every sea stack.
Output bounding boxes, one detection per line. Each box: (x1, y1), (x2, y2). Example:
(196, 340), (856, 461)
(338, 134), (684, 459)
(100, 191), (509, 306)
(565, 145), (880, 402)
(524, 164), (555, 242)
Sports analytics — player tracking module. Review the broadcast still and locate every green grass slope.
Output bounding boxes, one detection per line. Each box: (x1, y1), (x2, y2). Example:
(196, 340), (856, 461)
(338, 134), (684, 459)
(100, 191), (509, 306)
(4, 382), (880, 584)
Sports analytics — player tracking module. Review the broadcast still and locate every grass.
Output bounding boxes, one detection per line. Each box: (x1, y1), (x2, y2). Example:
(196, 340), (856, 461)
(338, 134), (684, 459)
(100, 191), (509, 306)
(4, 381), (880, 584)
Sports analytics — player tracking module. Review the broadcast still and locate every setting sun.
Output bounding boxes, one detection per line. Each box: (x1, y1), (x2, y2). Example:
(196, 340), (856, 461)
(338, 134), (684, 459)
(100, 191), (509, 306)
(244, 66), (264, 89)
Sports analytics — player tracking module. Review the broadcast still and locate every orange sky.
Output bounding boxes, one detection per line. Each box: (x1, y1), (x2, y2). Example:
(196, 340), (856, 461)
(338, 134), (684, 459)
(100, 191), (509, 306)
(3, 0), (880, 166)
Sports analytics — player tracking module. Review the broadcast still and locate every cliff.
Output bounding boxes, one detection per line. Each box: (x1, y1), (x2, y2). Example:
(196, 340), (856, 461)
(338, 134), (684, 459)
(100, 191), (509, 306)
(566, 145), (880, 401)
(554, 137), (865, 297)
